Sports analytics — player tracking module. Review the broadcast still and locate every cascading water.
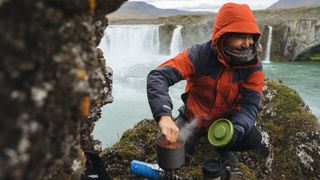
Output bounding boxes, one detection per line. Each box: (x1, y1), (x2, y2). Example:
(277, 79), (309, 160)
(170, 25), (183, 57)
(99, 25), (161, 73)
(263, 26), (273, 64)
(95, 25), (185, 147)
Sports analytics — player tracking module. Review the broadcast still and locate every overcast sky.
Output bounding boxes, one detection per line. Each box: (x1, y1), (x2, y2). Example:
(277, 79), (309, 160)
(129, 0), (280, 12)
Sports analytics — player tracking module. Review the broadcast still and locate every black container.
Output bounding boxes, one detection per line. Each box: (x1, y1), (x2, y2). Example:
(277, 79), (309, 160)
(156, 136), (185, 170)
(202, 159), (222, 179)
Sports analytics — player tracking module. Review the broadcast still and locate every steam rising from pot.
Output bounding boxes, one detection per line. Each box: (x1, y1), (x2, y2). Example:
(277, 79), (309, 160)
(178, 119), (198, 142)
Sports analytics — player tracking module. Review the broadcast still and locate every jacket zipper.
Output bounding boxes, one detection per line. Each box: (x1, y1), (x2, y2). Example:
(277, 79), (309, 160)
(209, 66), (228, 116)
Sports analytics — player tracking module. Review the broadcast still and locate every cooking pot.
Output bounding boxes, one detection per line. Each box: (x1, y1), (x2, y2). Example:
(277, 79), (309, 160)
(156, 135), (185, 170)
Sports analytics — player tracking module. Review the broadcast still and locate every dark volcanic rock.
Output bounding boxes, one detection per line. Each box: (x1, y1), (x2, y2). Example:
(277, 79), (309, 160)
(0, 0), (125, 179)
(101, 81), (320, 179)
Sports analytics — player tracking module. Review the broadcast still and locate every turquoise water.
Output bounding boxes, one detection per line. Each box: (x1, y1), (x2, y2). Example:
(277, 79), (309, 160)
(264, 61), (320, 119)
(93, 58), (320, 148)
(93, 54), (186, 147)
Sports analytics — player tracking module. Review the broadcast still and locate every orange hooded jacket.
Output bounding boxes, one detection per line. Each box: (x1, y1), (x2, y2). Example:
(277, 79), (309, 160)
(147, 3), (264, 137)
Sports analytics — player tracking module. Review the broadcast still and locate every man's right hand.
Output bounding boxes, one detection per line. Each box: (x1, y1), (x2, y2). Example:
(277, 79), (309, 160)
(158, 115), (179, 143)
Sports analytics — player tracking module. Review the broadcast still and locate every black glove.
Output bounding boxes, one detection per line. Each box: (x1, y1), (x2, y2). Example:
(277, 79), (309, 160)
(223, 129), (241, 149)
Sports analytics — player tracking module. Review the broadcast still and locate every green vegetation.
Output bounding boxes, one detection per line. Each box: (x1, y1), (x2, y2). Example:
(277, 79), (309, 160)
(310, 55), (320, 61)
(297, 45), (320, 61)
(239, 163), (256, 180)
(100, 120), (160, 177)
(258, 81), (319, 179)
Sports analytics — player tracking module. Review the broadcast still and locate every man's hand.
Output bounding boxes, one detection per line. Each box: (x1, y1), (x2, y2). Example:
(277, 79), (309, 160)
(224, 128), (241, 149)
(158, 116), (179, 143)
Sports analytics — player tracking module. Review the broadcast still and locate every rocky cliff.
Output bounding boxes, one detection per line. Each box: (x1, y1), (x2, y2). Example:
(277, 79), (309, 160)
(256, 7), (320, 61)
(0, 0), (125, 179)
(258, 18), (320, 61)
(101, 81), (320, 179)
(118, 7), (320, 61)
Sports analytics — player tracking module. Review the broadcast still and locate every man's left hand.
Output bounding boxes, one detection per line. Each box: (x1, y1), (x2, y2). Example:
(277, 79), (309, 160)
(224, 129), (241, 149)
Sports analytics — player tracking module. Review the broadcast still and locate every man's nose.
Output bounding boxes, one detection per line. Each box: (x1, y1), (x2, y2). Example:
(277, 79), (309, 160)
(242, 37), (253, 48)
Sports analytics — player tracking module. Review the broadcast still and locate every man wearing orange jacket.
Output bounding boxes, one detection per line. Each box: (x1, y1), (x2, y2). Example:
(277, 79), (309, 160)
(147, 3), (264, 164)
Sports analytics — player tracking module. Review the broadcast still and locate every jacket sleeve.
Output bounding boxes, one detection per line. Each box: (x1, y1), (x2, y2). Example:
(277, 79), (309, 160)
(232, 69), (264, 138)
(147, 50), (195, 121)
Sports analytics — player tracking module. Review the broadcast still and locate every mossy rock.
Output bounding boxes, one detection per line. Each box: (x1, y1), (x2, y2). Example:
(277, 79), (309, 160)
(100, 119), (223, 178)
(102, 81), (320, 179)
(297, 45), (320, 61)
(244, 81), (320, 179)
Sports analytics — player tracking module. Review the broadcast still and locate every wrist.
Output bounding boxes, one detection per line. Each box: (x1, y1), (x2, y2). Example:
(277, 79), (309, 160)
(159, 115), (173, 124)
(155, 113), (171, 122)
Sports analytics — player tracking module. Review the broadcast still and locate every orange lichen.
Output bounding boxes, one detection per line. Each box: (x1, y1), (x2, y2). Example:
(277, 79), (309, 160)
(88, 0), (96, 15)
(81, 96), (91, 118)
(77, 70), (87, 80)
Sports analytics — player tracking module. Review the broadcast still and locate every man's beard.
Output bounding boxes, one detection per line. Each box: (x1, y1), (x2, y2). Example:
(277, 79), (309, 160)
(223, 46), (256, 65)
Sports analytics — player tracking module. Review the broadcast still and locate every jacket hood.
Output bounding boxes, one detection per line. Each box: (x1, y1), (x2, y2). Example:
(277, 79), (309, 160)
(212, 3), (261, 43)
(211, 3), (261, 68)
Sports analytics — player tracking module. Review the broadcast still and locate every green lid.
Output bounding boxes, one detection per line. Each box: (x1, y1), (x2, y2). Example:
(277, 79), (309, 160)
(208, 118), (234, 147)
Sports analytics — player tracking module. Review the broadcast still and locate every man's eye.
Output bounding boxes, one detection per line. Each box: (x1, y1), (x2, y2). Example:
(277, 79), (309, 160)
(233, 35), (246, 39)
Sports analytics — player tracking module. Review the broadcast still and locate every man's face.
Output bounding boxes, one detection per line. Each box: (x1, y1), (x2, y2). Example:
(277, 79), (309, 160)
(225, 33), (254, 50)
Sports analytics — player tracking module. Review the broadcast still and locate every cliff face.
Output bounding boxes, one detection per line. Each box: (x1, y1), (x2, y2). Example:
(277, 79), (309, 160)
(131, 7), (320, 61)
(258, 17), (320, 61)
(0, 0), (125, 179)
(101, 81), (320, 179)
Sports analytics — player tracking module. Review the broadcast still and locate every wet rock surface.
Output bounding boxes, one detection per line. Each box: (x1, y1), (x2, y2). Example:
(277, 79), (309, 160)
(0, 0), (125, 179)
(101, 81), (320, 179)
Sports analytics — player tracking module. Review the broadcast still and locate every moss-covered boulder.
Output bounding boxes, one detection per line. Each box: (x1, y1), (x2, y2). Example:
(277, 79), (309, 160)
(248, 81), (320, 179)
(101, 81), (320, 179)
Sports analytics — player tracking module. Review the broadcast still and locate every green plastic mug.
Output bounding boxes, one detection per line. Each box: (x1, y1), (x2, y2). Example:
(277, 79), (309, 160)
(208, 118), (234, 147)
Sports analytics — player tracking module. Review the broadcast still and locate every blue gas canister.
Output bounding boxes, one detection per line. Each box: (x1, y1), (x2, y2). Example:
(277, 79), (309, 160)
(130, 160), (162, 179)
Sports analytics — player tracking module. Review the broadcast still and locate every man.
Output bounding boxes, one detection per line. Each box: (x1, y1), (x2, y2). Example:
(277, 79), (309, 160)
(147, 3), (264, 164)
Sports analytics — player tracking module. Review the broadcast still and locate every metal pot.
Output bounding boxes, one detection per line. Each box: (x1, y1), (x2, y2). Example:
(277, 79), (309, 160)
(156, 135), (185, 170)
(202, 159), (222, 179)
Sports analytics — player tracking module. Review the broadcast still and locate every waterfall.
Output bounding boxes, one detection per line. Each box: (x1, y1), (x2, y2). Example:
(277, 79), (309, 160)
(170, 25), (183, 57)
(99, 25), (160, 57)
(263, 26), (273, 64)
(98, 25), (161, 72)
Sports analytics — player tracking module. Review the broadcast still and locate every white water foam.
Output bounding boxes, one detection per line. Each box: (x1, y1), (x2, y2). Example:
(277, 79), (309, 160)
(263, 26), (273, 64)
(170, 25), (183, 57)
(98, 25), (161, 74)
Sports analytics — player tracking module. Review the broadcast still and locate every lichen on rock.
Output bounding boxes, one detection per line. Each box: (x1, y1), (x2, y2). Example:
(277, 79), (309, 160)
(0, 0), (126, 179)
(101, 81), (320, 179)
